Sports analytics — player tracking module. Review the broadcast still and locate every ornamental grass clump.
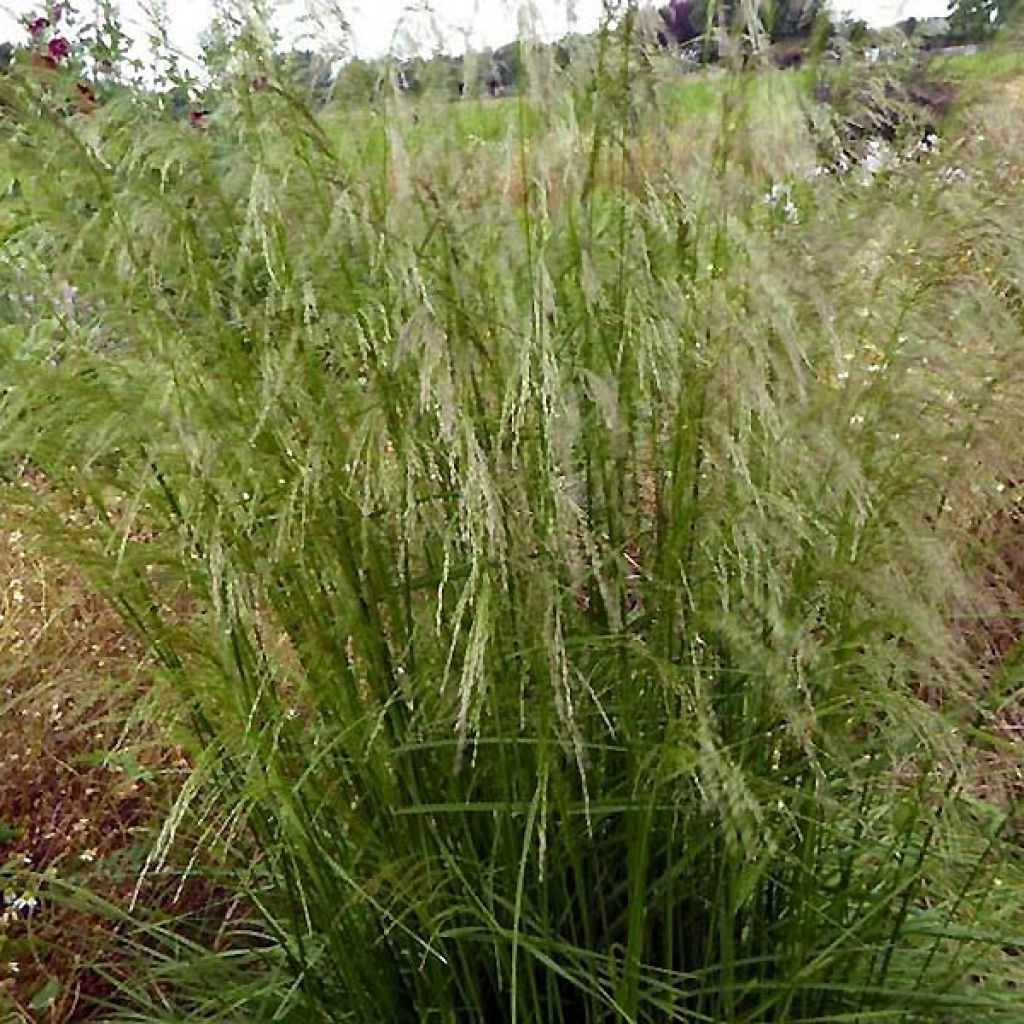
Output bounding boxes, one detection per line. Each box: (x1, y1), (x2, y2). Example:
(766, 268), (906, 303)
(0, 3), (1022, 1021)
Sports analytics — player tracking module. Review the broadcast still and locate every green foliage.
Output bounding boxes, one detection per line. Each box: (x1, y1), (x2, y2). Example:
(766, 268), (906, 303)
(658, 0), (830, 46)
(0, 4), (1022, 1021)
(948, 0), (1022, 41)
(760, 0), (831, 41)
(0, 822), (22, 845)
(948, 0), (994, 41)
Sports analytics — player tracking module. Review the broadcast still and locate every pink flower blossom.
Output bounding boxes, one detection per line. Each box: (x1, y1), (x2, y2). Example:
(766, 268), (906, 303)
(47, 36), (72, 62)
(26, 16), (50, 39)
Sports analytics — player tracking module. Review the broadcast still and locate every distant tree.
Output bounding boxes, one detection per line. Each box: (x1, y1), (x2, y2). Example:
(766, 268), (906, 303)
(333, 57), (383, 104)
(841, 16), (871, 44)
(492, 40), (524, 92)
(762, 0), (829, 40)
(416, 53), (464, 98)
(658, 0), (705, 45)
(947, 0), (1021, 40)
(657, 0), (828, 52)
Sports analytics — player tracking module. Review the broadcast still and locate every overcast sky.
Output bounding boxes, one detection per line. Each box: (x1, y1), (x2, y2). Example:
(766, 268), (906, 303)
(0, 1), (952, 59)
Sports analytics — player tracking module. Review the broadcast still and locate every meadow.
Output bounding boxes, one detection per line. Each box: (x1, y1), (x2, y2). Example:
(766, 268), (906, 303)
(0, 8), (1023, 1022)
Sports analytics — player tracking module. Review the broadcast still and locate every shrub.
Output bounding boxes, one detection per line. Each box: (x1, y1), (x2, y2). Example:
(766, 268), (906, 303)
(0, 4), (1022, 1020)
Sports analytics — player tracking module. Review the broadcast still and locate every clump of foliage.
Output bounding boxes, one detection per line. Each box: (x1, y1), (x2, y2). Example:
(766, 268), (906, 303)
(0, 2), (1022, 1021)
(948, 0), (1022, 43)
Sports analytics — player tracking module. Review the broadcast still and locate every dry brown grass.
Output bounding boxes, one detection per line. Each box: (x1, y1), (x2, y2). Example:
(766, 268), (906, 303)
(0, 491), (159, 1022)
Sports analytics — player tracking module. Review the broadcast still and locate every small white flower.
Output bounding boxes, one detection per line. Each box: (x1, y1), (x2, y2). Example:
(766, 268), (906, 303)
(79, 848), (98, 863)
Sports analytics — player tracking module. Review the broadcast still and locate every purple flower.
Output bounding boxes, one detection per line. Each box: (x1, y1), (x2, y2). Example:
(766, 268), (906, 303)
(26, 16), (50, 39)
(189, 109), (210, 129)
(47, 36), (72, 62)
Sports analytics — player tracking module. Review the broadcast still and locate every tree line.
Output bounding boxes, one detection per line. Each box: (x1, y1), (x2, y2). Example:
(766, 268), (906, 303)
(0, 0), (1019, 110)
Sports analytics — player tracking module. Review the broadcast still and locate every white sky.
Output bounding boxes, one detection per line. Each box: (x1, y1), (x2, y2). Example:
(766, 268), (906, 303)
(0, 1), (952, 60)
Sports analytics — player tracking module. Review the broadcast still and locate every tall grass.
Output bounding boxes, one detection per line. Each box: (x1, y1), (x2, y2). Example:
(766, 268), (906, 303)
(1, 4), (1023, 1020)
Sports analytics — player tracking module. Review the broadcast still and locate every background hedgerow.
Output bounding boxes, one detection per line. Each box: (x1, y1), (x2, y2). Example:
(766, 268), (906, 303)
(0, 2), (1023, 1021)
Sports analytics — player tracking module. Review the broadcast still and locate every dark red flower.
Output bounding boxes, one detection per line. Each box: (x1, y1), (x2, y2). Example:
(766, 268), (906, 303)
(47, 36), (72, 61)
(26, 16), (50, 38)
(189, 109), (210, 129)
